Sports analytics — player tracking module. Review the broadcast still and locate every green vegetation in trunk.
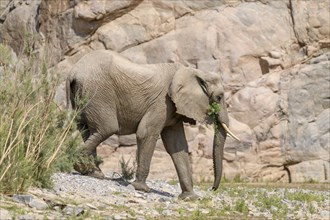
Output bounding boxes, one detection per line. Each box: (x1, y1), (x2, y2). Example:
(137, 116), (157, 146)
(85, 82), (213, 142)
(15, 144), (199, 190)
(207, 102), (221, 129)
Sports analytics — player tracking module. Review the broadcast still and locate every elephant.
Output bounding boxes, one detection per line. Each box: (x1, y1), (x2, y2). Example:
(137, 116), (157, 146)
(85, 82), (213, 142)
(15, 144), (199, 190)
(67, 50), (239, 200)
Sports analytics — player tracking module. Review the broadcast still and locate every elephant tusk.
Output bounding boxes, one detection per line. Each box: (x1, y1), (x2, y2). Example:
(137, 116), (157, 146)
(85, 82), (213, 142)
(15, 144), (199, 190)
(221, 123), (240, 142)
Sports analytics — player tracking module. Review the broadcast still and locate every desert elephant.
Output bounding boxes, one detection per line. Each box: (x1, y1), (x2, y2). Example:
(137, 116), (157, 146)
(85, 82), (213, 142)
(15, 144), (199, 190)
(67, 50), (239, 200)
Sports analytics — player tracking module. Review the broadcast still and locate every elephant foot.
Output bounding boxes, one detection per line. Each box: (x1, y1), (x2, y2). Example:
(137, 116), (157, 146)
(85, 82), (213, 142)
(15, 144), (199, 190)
(74, 162), (105, 179)
(86, 168), (105, 179)
(178, 191), (199, 201)
(131, 181), (151, 192)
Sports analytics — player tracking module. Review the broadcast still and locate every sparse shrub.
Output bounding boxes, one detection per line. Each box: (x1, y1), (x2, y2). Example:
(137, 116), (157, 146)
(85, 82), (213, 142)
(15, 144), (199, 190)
(234, 199), (249, 215)
(286, 190), (325, 203)
(220, 174), (229, 183)
(233, 174), (245, 183)
(307, 178), (318, 184)
(119, 156), (136, 181)
(0, 42), (80, 194)
(167, 179), (178, 186)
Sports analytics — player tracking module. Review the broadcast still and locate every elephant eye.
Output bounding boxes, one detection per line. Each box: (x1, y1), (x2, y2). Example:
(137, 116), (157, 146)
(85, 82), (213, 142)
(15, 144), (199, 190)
(216, 95), (221, 102)
(197, 77), (208, 95)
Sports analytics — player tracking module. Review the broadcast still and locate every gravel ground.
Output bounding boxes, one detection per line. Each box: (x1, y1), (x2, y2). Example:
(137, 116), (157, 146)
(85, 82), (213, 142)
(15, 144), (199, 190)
(0, 172), (329, 219)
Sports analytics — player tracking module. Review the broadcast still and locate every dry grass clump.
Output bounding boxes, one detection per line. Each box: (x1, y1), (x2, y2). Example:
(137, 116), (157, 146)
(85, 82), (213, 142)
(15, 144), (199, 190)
(0, 41), (80, 194)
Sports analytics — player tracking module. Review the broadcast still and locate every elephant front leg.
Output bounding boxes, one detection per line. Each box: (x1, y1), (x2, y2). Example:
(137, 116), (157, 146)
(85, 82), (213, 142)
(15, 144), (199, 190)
(132, 134), (158, 192)
(161, 122), (198, 200)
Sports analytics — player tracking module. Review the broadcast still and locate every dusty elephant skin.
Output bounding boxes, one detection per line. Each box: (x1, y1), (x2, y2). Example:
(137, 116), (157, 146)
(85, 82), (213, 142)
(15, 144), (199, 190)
(67, 50), (238, 199)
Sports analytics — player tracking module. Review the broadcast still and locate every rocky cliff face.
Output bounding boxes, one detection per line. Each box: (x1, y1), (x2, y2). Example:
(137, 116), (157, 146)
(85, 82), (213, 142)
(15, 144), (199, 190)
(1, 0), (329, 183)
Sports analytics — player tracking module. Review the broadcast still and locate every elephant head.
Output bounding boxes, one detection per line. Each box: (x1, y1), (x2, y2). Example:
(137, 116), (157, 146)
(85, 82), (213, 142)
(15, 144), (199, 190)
(169, 66), (240, 190)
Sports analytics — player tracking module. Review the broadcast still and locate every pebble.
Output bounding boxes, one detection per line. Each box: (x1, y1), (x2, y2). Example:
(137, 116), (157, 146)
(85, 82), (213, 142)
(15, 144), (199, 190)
(85, 203), (98, 210)
(161, 209), (173, 216)
(158, 197), (171, 202)
(0, 209), (11, 220)
(269, 51), (282, 59)
(320, 210), (330, 218)
(0, 66), (4, 77)
(12, 194), (33, 204)
(201, 209), (210, 214)
(113, 214), (125, 220)
(126, 184), (135, 191)
(63, 205), (85, 216)
(17, 214), (35, 220)
(28, 198), (48, 210)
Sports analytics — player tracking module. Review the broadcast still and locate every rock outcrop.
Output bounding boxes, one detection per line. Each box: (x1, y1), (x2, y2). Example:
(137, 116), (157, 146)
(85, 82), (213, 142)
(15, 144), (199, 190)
(1, 0), (329, 183)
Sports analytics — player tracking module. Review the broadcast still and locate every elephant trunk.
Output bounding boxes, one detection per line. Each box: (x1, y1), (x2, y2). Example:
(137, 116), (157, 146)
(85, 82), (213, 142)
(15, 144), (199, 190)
(211, 98), (239, 191)
(212, 119), (226, 191)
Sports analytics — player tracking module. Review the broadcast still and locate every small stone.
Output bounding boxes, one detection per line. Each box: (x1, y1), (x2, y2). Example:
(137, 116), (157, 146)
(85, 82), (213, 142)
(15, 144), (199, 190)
(158, 197), (171, 202)
(115, 200), (125, 206)
(12, 194), (33, 204)
(113, 214), (125, 220)
(134, 192), (144, 198)
(54, 206), (62, 211)
(0, 209), (12, 220)
(63, 206), (85, 216)
(270, 205), (278, 212)
(320, 210), (330, 218)
(269, 51), (281, 59)
(187, 208), (195, 212)
(28, 198), (48, 210)
(319, 39), (330, 49)
(0, 66), (4, 77)
(161, 209), (173, 216)
(201, 209), (210, 214)
(260, 56), (282, 67)
(17, 214), (35, 220)
(310, 201), (318, 210)
(151, 210), (160, 216)
(126, 184), (136, 191)
(63, 206), (74, 216)
(85, 203), (98, 210)
(74, 207), (85, 216)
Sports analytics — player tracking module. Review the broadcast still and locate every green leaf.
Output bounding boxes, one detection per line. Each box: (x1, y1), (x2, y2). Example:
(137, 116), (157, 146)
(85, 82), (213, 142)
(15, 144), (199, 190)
(207, 102), (221, 116)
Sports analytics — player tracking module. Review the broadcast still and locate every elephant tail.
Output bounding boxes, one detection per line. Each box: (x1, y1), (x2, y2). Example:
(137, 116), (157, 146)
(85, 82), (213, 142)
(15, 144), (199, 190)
(66, 77), (75, 110)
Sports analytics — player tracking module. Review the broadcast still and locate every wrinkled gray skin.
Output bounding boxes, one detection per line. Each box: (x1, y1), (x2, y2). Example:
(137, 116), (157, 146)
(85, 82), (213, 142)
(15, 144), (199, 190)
(68, 50), (229, 200)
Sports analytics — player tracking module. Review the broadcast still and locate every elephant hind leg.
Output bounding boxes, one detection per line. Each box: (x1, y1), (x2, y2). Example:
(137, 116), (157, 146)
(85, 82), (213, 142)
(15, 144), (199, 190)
(80, 132), (105, 156)
(75, 112), (91, 142)
(74, 132), (108, 179)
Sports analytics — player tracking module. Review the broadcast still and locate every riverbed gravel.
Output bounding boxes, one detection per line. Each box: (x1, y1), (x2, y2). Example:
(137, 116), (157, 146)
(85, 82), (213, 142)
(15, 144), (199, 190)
(0, 172), (329, 219)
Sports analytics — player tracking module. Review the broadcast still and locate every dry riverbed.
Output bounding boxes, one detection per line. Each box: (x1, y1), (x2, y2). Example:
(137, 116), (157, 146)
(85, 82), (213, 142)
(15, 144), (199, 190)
(0, 172), (329, 220)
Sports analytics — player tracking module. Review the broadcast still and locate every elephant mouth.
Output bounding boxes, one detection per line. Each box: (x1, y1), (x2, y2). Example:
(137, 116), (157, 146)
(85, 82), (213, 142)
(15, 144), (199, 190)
(221, 123), (240, 142)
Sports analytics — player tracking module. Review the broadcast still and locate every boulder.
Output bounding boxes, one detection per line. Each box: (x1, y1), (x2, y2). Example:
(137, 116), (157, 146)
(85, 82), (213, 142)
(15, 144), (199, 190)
(283, 59), (330, 162)
(1, 0), (41, 54)
(287, 160), (330, 182)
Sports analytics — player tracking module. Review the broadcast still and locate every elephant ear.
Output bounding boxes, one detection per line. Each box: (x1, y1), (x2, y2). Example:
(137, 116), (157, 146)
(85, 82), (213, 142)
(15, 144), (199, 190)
(169, 67), (210, 123)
